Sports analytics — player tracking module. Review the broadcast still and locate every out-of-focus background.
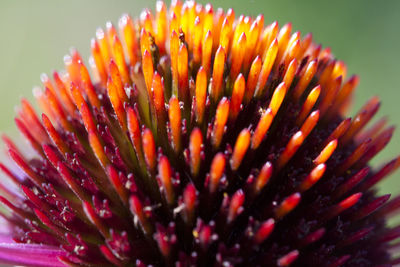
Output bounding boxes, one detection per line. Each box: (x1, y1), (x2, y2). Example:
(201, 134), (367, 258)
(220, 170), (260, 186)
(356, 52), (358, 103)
(0, 0), (399, 195)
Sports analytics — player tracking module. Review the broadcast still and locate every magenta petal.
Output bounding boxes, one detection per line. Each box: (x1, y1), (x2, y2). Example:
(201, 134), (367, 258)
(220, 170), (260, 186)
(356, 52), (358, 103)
(0, 233), (12, 243)
(0, 240), (67, 267)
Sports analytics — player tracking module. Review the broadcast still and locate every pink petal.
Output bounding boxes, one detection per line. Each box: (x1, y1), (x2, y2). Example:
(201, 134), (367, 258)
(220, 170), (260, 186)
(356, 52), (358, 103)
(0, 233), (12, 243)
(0, 239), (67, 267)
(0, 219), (11, 236)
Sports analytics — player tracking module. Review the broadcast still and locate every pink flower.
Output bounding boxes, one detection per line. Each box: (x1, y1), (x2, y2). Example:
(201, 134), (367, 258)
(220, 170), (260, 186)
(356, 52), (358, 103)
(0, 1), (399, 266)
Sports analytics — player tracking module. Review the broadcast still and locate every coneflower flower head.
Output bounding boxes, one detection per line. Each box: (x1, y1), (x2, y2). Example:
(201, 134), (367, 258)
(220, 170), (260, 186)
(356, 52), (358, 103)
(0, 1), (399, 266)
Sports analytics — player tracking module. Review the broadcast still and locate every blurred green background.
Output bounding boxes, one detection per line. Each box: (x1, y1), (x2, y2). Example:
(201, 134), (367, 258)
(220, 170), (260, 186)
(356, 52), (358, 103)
(0, 0), (399, 196)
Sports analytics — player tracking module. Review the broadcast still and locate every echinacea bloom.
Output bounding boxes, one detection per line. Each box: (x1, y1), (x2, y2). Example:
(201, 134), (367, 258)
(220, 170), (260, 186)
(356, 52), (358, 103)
(0, 1), (399, 266)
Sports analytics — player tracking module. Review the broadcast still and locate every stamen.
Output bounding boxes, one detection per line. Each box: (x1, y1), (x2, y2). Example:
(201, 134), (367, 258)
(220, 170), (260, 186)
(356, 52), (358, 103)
(209, 153), (225, 193)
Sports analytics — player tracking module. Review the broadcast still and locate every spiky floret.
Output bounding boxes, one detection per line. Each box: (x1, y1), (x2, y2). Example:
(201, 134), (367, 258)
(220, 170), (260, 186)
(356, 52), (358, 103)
(0, 1), (399, 266)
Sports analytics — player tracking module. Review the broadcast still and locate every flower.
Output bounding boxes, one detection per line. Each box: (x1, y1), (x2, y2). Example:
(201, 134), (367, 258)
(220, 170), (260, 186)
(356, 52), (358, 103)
(0, 0), (399, 266)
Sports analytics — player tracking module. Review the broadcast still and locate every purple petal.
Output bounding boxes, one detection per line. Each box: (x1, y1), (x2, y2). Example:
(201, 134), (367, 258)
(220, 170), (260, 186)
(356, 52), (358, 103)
(0, 239), (67, 267)
(0, 218), (11, 235)
(0, 233), (12, 243)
